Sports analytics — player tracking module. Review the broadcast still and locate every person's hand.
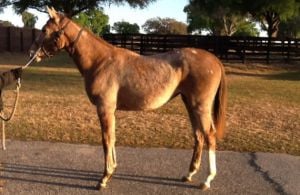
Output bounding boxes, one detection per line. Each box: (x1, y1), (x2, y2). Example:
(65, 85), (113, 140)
(12, 68), (22, 79)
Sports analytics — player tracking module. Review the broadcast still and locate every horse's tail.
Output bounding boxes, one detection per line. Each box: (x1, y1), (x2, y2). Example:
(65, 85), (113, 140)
(213, 63), (227, 140)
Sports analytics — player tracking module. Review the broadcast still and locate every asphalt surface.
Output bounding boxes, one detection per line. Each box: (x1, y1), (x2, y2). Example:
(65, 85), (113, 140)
(0, 140), (299, 195)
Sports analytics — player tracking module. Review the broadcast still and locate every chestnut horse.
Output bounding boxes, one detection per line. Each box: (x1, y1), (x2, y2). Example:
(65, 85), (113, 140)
(29, 7), (227, 191)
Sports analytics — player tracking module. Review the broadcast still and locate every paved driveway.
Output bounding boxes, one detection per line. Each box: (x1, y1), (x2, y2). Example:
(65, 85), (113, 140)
(0, 140), (299, 195)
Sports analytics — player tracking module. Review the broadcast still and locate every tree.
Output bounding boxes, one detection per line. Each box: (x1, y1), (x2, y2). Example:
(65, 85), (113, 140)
(243, 0), (300, 37)
(102, 24), (111, 34)
(21, 11), (37, 28)
(0, 20), (13, 26)
(112, 21), (140, 34)
(233, 20), (259, 37)
(0, 0), (10, 13)
(184, 0), (252, 36)
(142, 17), (187, 34)
(73, 8), (109, 35)
(12, 0), (156, 17)
(277, 15), (300, 38)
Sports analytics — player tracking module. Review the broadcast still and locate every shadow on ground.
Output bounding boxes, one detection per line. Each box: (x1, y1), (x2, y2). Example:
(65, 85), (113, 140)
(0, 162), (194, 191)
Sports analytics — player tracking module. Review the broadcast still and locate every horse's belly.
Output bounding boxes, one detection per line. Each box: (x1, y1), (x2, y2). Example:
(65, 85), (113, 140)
(117, 77), (180, 110)
(143, 86), (177, 110)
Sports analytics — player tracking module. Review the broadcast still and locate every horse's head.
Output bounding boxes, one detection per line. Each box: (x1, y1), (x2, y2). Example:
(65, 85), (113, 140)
(29, 7), (71, 62)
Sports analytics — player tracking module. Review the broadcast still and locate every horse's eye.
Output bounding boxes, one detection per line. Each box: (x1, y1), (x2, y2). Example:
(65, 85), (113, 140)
(42, 28), (46, 33)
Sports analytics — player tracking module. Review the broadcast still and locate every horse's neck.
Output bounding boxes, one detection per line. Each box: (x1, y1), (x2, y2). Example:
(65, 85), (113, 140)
(64, 22), (113, 75)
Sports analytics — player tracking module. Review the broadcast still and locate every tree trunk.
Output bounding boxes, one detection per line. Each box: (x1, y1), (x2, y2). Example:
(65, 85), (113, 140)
(264, 11), (280, 38)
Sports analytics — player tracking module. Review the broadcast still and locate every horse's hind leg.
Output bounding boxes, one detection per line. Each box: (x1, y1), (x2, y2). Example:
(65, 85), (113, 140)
(182, 97), (217, 190)
(96, 105), (117, 189)
(181, 96), (205, 182)
(201, 128), (217, 191)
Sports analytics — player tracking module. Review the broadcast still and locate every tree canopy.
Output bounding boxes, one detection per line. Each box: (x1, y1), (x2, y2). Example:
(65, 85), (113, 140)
(112, 21), (140, 34)
(22, 11), (37, 28)
(0, 0), (10, 13)
(233, 20), (259, 37)
(73, 8), (109, 35)
(11, 0), (156, 17)
(184, 0), (255, 36)
(0, 20), (13, 26)
(184, 0), (300, 37)
(142, 17), (187, 34)
(277, 15), (300, 38)
(242, 0), (300, 37)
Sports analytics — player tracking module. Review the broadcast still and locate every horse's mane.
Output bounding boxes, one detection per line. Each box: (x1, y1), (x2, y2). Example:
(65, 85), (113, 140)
(83, 27), (114, 49)
(62, 14), (114, 49)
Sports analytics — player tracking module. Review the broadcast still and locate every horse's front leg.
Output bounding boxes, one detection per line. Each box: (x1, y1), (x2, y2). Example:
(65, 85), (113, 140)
(96, 105), (117, 189)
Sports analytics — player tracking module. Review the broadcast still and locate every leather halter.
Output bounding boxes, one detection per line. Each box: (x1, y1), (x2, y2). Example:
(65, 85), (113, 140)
(57, 19), (84, 55)
(37, 19), (84, 57)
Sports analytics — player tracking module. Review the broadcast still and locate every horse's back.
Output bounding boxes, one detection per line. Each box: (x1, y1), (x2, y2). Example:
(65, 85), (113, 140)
(116, 47), (223, 110)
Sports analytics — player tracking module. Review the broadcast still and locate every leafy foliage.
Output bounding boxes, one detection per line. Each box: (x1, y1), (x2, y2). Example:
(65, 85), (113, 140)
(21, 11), (37, 28)
(0, 0), (10, 13)
(0, 20), (13, 26)
(184, 0), (254, 36)
(233, 20), (259, 37)
(112, 21), (140, 34)
(12, 0), (156, 17)
(277, 15), (300, 38)
(73, 8), (109, 35)
(184, 0), (300, 37)
(142, 17), (187, 35)
(242, 0), (300, 37)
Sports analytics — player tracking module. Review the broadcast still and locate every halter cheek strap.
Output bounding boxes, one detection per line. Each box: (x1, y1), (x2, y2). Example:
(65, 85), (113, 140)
(57, 20), (71, 37)
(45, 19), (84, 55)
(68, 28), (84, 54)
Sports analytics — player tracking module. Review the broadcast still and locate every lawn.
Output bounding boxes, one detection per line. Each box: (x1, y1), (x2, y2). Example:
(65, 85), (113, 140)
(0, 52), (299, 155)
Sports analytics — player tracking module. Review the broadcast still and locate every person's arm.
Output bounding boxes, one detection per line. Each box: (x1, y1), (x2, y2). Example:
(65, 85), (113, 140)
(0, 68), (22, 89)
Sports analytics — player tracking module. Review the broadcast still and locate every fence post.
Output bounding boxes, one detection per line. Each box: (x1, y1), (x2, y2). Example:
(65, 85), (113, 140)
(287, 38), (291, 63)
(130, 35), (134, 51)
(140, 34), (144, 55)
(266, 37), (271, 64)
(32, 28), (36, 43)
(6, 27), (11, 52)
(20, 30), (24, 52)
(242, 37), (246, 64)
(163, 35), (167, 52)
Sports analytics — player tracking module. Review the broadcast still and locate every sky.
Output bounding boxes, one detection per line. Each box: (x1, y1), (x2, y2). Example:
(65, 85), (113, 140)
(0, 0), (189, 30)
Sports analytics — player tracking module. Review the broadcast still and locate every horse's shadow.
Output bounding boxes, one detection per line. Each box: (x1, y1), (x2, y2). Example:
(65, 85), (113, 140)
(0, 162), (196, 191)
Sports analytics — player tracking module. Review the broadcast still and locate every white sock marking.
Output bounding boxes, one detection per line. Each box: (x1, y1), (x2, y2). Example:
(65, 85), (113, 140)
(204, 149), (216, 187)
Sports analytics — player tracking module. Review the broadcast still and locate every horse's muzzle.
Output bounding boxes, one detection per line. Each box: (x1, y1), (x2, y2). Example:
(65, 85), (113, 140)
(29, 50), (36, 59)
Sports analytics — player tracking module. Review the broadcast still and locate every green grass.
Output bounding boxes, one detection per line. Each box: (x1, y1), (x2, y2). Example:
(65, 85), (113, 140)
(0, 53), (299, 155)
(229, 74), (300, 105)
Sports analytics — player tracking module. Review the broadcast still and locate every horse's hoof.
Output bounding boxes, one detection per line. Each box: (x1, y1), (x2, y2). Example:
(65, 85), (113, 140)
(181, 176), (192, 183)
(199, 183), (210, 191)
(96, 182), (107, 190)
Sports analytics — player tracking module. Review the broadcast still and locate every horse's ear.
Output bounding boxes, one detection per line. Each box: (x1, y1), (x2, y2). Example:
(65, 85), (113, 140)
(46, 6), (60, 24)
(47, 6), (54, 18)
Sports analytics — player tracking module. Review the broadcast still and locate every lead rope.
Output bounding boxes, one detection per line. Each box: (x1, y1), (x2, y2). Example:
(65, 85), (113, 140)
(0, 78), (20, 150)
(1, 51), (37, 150)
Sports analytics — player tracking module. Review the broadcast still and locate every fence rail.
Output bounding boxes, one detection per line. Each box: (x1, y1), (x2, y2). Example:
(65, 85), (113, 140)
(0, 26), (299, 63)
(102, 34), (300, 63)
(0, 26), (40, 53)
